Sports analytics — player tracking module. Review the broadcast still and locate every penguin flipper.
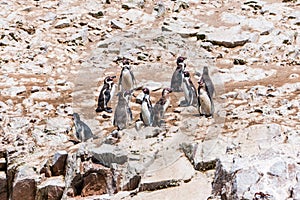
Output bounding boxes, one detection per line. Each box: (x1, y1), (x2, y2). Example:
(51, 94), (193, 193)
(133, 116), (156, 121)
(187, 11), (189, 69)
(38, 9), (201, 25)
(204, 77), (215, 101)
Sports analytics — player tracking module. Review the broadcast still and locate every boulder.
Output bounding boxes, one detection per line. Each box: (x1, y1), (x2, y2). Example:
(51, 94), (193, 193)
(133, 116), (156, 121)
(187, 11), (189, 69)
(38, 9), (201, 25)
(12, 166), (39, 200)
(36, 176), (65, 200)
(206, 26), (253, 48)
(51, 151), (68, 176)
(91, 144), (128, 168)
(139, 156), (195, 191)
(0, 172), (7, 200)
(54, 19), (71, 29)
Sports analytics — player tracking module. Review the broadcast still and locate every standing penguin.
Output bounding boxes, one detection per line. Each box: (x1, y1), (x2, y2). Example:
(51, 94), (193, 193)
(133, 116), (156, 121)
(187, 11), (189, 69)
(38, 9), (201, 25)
(113, 90), (133, 130)
(170, 56), (187, 92)
(201, 67), (215, 102)
(152, 88), (173, 127)
(182, 71), (198, 107)
(118, 59), (136, 92)
(140, 88), (153, 126)
(197, 79), (213, 117)
(96, 75), (117, 113)
(73, 113), (93, 142)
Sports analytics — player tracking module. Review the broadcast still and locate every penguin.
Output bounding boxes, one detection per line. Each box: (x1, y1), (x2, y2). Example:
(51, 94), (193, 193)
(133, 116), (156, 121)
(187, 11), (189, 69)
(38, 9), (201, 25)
(73, 113), (93, 142)
(118, 59), (136, 92)
(96, 75), (116, 113)
(197, 79), (213, 117)
(182, 71), (198, 107)
(201, 67), (215, 102)
(140, 87), (153, 126)
(200, 66), (215, 114)
(152, 88), (173, 127)
(113, 90), (133, 130)
(170, 56), (187, 92)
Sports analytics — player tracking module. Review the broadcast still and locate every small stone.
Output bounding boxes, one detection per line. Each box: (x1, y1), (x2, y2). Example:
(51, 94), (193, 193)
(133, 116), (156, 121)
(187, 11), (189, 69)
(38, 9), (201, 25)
(88, 11), (104, 19)
(54, 19), (71, 29)
(233, 58), (247, 65)
(111, 19), (126, 29)
(289, 73), (299, 79)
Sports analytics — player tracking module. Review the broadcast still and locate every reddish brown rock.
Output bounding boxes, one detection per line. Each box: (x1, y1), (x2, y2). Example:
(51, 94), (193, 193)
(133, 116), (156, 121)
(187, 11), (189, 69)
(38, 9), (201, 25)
(36, 176), (65, 200)
(81, 172), (108, 196)
(51, 151), (68, 176)
(12, 178), (36, 200)
(0, 172), (7, 200)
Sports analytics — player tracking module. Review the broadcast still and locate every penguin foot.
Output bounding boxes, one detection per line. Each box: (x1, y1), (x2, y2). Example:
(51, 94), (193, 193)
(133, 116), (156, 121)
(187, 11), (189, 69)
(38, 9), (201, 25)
(95, 107), (104, 112)
(180, 100), (189, 107)
(105, 108), (113, 113)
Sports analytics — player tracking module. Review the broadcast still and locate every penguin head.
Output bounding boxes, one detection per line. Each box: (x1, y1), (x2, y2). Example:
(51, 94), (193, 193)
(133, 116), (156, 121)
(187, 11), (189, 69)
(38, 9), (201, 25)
(122, 58), (130, 65)
(73, 113), (80, 121)
(162, 88), (172, 97)
(183, 71), (190, 78)
(117, 90), (132, 101)
(104, 76), (116, 84)
(203, 66), (209, 74)
(142, 87), (150, 95)
(176, 56), (186, 65)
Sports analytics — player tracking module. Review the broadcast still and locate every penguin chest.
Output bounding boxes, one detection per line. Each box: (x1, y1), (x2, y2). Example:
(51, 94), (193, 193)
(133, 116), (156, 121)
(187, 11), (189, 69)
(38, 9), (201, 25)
(141, 101), (152, 125)
(162, 98), (170, 113)
(121, 69), (134, 90)
(182, 79), (191, 103)
(198, 89), (211, 115)
(110, 84), (117, 98)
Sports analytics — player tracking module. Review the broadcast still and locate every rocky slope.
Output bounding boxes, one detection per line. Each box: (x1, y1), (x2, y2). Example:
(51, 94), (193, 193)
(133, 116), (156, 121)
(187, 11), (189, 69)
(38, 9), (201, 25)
(0, 0), (299, 199)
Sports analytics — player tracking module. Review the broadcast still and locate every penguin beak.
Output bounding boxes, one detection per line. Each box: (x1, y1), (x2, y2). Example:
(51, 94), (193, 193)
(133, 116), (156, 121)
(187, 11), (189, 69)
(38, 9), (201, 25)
(111, 75), (116, 79)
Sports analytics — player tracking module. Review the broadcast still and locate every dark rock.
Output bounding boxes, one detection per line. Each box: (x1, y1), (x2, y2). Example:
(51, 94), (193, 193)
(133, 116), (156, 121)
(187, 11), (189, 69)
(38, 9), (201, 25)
(88, 11), (104, 19)
(0, 172), (7, 200)
(51, 151), (68, 176)
(233, 58), (247, 65)
(12, 177), (37, 200)
(36, 176), (65, 200)
(81, 172), (108, 196)
(0, 158), (6, 171)
(139, 179), (180, 191)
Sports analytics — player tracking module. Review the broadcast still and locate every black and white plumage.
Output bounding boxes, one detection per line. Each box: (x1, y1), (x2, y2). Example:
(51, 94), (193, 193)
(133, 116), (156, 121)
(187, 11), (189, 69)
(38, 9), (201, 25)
(118, 59), (136, 92)
(140, 88), (153, 126)
(201, 67), (214, 102)
(197, 79), (213, 117)
(200, 66), (215, 115)
(73, 113), (93, 142)
(182, 71), (198, 107)
(96, 75), (116, 113)
(113, 90), (133, 130)
(171, 56), (186, 92)
(152, 88), (172, 127)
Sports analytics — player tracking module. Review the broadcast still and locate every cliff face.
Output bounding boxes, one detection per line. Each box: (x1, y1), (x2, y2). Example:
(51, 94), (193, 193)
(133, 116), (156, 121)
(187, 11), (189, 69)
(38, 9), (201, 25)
(0, 0), (299, 199)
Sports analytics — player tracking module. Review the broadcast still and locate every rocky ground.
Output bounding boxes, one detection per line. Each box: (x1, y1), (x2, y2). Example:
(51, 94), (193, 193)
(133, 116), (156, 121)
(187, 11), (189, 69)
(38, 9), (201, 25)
(0, 0), (299, 199)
